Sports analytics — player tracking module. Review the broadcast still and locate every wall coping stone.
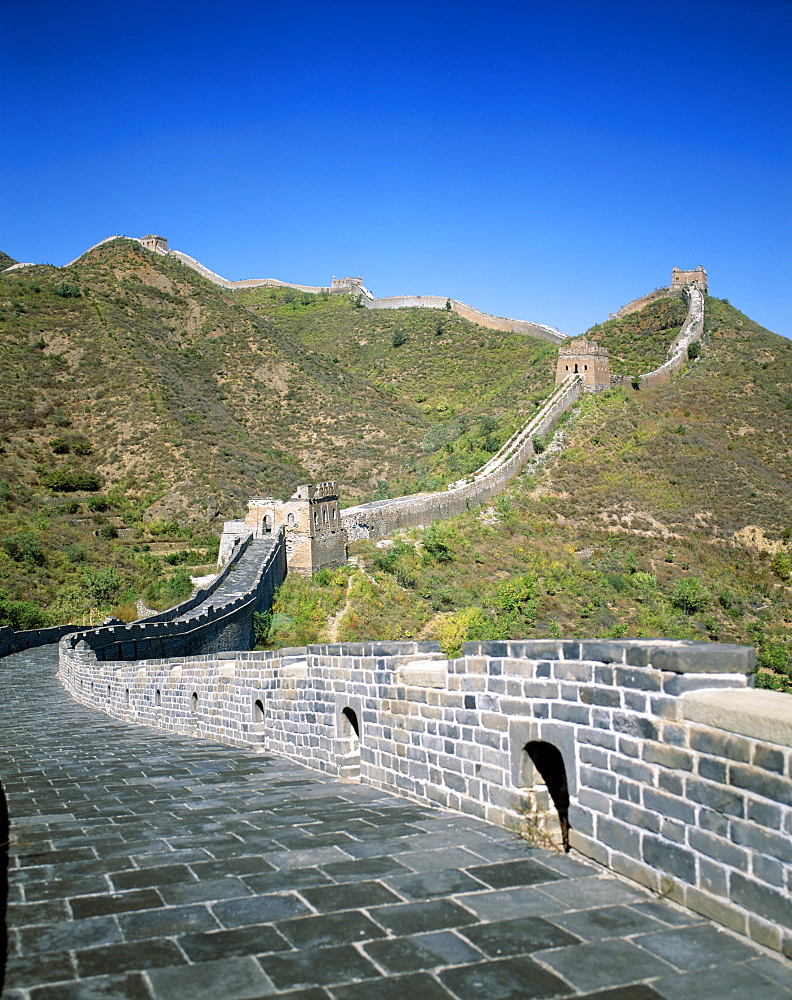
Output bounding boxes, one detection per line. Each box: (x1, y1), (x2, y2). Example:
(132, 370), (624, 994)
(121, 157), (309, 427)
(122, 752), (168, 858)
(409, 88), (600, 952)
(682, 688), (792, 747)
(462, 639), (754, 674)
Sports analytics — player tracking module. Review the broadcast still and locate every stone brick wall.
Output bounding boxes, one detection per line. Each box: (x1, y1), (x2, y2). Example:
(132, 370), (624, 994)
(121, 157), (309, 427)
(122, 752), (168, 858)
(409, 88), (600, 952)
(58, 635), (791, 955)
(341, 375), (583, 541)
(362, 295), (566, 345)
(0, 622), (79, 656)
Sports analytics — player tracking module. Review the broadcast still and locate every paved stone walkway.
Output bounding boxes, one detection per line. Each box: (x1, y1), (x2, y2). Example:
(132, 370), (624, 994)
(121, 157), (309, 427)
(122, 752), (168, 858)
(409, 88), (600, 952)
(2, 646), (790, 1000)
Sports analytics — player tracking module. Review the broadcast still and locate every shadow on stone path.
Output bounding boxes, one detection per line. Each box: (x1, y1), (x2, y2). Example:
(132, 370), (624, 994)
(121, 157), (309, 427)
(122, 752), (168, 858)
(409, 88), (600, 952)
(2, 646), (790, 999)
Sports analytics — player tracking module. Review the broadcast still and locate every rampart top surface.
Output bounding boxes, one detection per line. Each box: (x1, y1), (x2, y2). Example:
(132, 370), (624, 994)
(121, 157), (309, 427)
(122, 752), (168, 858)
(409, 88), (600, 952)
(5, 643), (789, 999)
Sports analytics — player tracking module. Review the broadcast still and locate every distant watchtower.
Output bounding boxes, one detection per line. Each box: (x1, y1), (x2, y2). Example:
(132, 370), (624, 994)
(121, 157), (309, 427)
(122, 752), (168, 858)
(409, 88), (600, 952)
(555, 340), (610, 392)
(671, 266), (707, 292)
(140, 235), (169, 253)
(245, 482), (347, 576)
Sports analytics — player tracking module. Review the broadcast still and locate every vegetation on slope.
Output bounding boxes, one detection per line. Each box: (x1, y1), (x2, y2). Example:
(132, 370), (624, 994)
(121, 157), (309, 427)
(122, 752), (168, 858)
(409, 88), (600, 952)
(584, 296), (687, 375)
(263, 300), (792, 690)
(0, 239), (558, 625)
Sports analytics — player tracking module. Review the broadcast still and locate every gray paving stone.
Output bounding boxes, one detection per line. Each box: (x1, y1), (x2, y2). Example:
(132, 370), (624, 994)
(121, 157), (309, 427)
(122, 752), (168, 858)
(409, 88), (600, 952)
(369, 898), (480, 935)
(385, 868), (489, 900)
(458, 915), (581, 957)
(298, 878), (403, 911)
(258, 944), (380, 990)
(652, 963), (792, 999)
(18, 914), (123, 954)
(276, 909), (388, 948)
(549, 904), (670, 941)
(213, 892), (314, 928)
(537, 938), (677, 991)
(466, 858), (566, 889)
(330, 972), (456, 999)
(147, 956), (276, 999)
(3, 951), (77, 990)
(178, 924), (292, 961)
(633, 923), (761, 971)
(117, 903), (219, 939)
(75, 939), (186, 977)
(438, 955), (573, 999)
(362, 930), (484, 973)
(28, 971), (153, 999)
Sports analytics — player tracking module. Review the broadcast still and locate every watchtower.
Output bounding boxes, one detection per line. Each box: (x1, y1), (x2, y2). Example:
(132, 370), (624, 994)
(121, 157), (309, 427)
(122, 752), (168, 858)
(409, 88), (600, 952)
(555, 339), (610, 392)
(140, 234), (169, 253)
(671, 266), (707, 292)
(245, 482), (347, 576)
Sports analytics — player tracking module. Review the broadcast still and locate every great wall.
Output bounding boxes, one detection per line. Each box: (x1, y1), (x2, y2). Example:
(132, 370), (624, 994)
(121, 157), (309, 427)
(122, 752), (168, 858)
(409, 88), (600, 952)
(2, 241), (790, 961)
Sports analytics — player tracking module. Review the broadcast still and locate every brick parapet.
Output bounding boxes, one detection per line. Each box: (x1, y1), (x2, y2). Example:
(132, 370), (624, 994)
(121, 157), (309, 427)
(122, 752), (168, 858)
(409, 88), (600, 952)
(57, 634), (791, 955)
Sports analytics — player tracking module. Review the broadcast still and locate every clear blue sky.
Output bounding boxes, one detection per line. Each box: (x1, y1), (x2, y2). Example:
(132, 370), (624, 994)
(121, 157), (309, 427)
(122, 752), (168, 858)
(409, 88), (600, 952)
(2, 0), (790, 338)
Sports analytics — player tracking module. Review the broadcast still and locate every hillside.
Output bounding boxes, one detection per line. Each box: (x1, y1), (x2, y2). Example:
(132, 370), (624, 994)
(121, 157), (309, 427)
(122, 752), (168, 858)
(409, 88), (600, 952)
(1, 240), (789, 687)
(0, 238), (555, 625)
(264, 298), (792, 690)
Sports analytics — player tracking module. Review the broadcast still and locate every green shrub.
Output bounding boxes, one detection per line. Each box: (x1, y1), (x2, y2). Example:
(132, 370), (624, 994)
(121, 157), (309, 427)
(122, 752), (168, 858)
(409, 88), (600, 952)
(687, 341), (701, 360)
(50, 437), (71, 454)
(771, 550), (791, 582)
(670, 577), (710, 614)
(41, 469), (101, 492)
(391, 330), (408, 348)
(1, 532), (44, 566)
(99, 524), (118, 539)
(82, 566), (122, 604)
(0, 589), (48, 630)
(72, 439), (93, 456)
(86, 494), (110, 512)
(55, 282), (80, 298)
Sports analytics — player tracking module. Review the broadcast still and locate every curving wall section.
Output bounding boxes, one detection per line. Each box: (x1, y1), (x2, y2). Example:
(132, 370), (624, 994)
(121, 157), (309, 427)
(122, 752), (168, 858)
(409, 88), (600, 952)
(60, 531), (286, 664)
(611, 285), (706, 391)
(58, 636), (792, 956)
(341, 375), (582, 541)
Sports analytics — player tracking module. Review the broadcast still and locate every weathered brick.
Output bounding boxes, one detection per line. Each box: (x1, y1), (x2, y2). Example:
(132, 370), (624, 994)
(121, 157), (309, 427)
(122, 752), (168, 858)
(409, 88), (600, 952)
(731, 872), (792, 930)
(580, 764), (617, 795)
(612, 713), (657, 741)
(614, 666), (661, 692)
(657, 769), (684, 796)
(616, 779), (641, 805)
(752, 854), (785, 888)
(580, 686), (621, 708)
(643, 743), (694, 772)
(610, 756), (654, 785)
(643, 835), (696, 885)
(688, 828), (749, 871)
(729, 764), (792, 806)
(698, 757), (727, 784)
(730, 818), (792, 864)
(698, 857), (728, 896)
(643, 788), (696, 825)
(745, 797), (783, 830)
(612, 800), (660, 834)
(596, 815), (642, 855)
(623, 690), (647, 713)
(699, 808), (731, 837)
(685, 778), (744, 817)
(753, 744), (786, 774)
(690, 728), (751, 763)
(579, 744), (610, 769)
(550, 702), (590, 724)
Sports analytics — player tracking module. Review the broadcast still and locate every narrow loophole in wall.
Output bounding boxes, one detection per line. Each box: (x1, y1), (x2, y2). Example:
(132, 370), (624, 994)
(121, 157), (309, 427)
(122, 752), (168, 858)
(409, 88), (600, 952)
(155, 689), (161, 707)
(253, 698), (265, 723)
(341, 707), (360, 738)
(125, 688), (130, 706)
(191, 692), (198, 714)
(106, 685), (111, 700)
(525, 741), (571, 852)
(338, 707), (361, 781)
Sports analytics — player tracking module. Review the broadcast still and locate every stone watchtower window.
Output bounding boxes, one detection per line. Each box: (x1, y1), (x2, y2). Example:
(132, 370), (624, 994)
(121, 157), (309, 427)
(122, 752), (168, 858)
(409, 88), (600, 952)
(287, 513), (295, 525)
